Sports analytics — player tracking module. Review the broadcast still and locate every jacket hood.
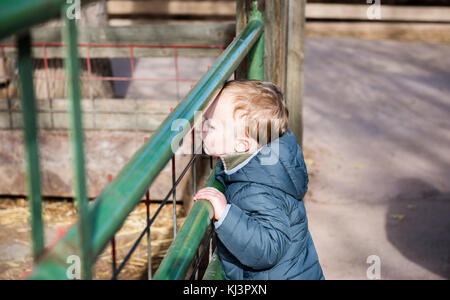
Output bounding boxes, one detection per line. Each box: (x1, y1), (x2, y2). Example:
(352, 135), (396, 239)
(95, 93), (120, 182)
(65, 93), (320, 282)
(216, 130), (309, 200)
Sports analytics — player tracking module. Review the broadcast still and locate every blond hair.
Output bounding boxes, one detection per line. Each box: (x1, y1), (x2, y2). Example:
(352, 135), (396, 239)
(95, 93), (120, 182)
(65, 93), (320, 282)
(220, 80), (289, 145)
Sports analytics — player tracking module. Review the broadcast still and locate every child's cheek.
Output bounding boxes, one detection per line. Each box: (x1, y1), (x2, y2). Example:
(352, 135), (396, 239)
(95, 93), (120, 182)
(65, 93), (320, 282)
(203, 134), (216, 155)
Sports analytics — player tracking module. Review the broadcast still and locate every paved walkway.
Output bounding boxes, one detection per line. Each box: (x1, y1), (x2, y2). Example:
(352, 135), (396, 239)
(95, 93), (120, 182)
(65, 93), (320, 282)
(303, 37), (450, 279)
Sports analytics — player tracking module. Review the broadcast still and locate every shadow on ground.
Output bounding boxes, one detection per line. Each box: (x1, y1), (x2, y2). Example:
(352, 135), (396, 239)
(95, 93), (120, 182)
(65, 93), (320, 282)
(386, 178), (450, 279)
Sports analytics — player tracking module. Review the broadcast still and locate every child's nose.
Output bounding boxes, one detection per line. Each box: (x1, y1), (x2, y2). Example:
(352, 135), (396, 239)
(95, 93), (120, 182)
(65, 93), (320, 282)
(201, 121), (208, 134)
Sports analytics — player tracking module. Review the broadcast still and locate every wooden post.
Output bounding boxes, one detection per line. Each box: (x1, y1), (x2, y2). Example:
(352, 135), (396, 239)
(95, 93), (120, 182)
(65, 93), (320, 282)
(285, 0), (306, 147)
(238, 0), (306, 145)
(264, 1), (288, 93)
(264, 0), (305, 146)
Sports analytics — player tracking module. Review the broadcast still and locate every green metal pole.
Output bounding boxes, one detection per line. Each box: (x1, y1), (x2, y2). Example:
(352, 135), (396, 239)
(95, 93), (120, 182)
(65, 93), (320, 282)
(61, 4), (92, 280)
(17, 32), (45, 263)
(154, 167), (224, 280)
(247, 0), (265, 80)
(28, 19), (263, 280)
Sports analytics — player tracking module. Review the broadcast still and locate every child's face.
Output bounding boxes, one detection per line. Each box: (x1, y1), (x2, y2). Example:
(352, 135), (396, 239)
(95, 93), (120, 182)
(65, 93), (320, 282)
(202, 91), (251, 156)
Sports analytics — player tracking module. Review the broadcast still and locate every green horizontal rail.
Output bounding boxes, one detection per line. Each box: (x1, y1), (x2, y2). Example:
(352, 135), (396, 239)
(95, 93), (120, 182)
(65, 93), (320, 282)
(28, 18), (264, 280)
(0, 0), (95, 40)
(154, 166), (224, 280)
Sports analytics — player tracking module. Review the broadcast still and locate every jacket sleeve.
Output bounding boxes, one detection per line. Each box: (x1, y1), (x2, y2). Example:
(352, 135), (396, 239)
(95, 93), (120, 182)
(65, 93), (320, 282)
(214, 184), (291, 270)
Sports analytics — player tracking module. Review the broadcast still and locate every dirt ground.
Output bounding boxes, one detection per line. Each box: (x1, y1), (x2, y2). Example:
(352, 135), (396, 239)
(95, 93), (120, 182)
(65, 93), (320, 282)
(0, 198), (185, 280)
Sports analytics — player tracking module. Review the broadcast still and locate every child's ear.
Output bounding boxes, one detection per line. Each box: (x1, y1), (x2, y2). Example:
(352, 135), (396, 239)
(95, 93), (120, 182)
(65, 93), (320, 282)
(234, 137), (250, 153)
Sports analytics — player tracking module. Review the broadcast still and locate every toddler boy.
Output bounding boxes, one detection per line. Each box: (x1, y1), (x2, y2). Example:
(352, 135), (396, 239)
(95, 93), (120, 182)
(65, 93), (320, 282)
(194, 80), (324, 280)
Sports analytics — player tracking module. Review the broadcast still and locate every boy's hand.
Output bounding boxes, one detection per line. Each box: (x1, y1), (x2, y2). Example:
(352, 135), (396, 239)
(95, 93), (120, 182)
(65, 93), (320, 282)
(193, 187), (227, 220)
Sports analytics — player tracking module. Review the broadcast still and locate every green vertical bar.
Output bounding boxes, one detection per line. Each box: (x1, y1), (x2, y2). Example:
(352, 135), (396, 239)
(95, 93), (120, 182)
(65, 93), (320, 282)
(202, 251), (225, 280)
(61, 5), (92, 280)
(247, 0), (265, 80)
(17, 32), (45, 262)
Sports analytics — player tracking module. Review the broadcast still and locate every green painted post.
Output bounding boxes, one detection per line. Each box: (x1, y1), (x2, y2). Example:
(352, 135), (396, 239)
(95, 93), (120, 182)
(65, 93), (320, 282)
(17, 32), (45, 263)
(61, 5), (92, 280)
(247, 0), (264, 80)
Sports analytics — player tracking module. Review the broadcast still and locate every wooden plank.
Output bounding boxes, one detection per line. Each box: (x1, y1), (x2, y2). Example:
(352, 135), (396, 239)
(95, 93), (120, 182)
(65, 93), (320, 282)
(263, 0), (305, 144)
(107, 1), (450, 23)
(264, 0), (284, 87)
(306, 22), (450, 44)
(306, 4), (450, 22)
(0, 24), (235, 45)
(107, 18), (233, 26)
(285, 0), (305, 146)
(2, 21), (447, 58)
(0, 45), (224, 59)
(0, 24), (234, 58)
(107, 0), (236, 16)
